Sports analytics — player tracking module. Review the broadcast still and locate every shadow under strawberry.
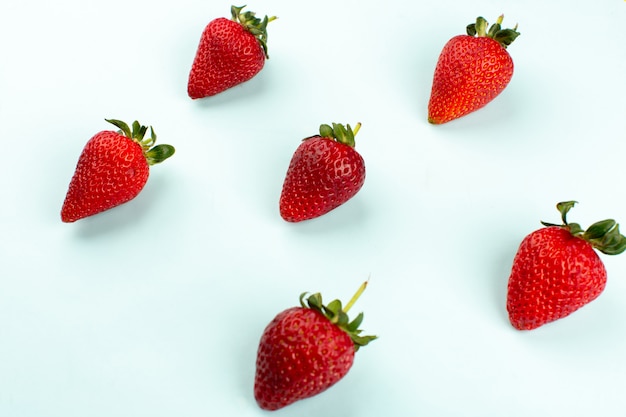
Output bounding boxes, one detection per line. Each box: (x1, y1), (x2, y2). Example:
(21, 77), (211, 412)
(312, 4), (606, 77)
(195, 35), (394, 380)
(72, 175), (172, 239)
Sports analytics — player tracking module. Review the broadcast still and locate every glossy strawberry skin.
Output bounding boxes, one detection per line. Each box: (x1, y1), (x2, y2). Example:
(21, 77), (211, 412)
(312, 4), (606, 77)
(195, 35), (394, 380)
(187, 17), (265, 99)
(61, 131), (149, 223)
(507, 227), (607, 330)
(428, 35), (514, 124)
(279, 136), (366, 222)
(254, 307), (355, 411)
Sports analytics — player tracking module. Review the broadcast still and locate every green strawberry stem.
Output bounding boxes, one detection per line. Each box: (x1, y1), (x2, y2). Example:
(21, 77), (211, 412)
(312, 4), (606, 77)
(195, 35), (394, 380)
(319, 122), (362, 148)
(466, 15), (520, 48)
(231, 5), (277, 59)
(105, 119), (175, 165)
(299, 281), (376, 350)
(541, 201), (626, 255)
(343, 280), (368, 313)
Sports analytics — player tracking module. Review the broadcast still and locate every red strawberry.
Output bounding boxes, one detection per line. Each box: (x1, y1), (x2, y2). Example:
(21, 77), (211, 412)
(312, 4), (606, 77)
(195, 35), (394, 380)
(428, 15), (520, 124)
(254, 282), (376, 410)
(187, 5), (276, 99)
(61, 119), (175, 223)
(279, 123), (366, 222)
(507, 201), (626, 330)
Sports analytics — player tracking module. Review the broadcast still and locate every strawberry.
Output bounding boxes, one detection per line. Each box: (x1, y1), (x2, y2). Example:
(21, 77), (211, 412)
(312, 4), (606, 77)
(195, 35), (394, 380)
(254, 282), (376, 410)
(279, 123), (366, 222)
(61, 119), (175, 223)
(187, 5), (276, 99)
(507, 201), (626, 330)
(428, 15), (520, 124)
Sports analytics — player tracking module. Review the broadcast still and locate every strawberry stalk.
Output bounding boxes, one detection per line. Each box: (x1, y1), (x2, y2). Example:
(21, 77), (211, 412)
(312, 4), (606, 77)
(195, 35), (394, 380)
(300, 281), (376, 350)
(466, 15), (520, 48)
(231, 5), (277, 58)
(343, 280), (368, 313)
(541, 201), (626, 255)
(105, 119), (175, 165)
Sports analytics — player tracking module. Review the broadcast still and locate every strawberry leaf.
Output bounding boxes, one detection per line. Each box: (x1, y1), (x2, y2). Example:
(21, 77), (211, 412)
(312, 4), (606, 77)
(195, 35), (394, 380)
(543, 201), (626, 255)
(335, 311), (350, 326)
(347, 312), (364, 332)
(567, 222), (584, 236)
(230, 5), (276, 59)
(318, 122), (361, 148)
(594, 224), (626, 255)
(300, 283), (376, 350)
(494, 29), (521, 47)
(487, 21), (501, 38)
(105, 119), (132, 138)
(352, 334), (378, 350)
(301, 292), (323, 310)
(584, 219), (617, 240)
(466, 24), (476, 36)
(319, 124), (334, 138)
(466, 15), (520, 49)
(137, 125), (148, 141)
(557, 201), (578, 224)
(105, 119), (175, 166)
(146, 144), (175, 165)
(326, 299), (342, 316)
(131, 121), (142, 138)
(466, 16), (488, 37)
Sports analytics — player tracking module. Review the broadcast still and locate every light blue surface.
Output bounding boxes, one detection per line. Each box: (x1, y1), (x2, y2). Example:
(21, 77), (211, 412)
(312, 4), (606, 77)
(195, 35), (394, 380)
(1, 0), (625, 416)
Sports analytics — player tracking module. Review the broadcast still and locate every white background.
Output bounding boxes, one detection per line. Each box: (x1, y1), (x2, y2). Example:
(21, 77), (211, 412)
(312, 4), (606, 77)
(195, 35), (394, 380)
(1, 0), (625, 416)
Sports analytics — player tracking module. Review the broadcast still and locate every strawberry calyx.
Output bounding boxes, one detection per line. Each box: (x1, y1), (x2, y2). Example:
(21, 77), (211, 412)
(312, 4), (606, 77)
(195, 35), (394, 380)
(466, 15), (520, 49)
(299, 281), (377, 350)
(541, 201), (626, 255)
(105, 119), (175, 166)
(319, 122), (361, 148)
(231, 5), (277, 59)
